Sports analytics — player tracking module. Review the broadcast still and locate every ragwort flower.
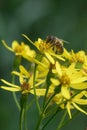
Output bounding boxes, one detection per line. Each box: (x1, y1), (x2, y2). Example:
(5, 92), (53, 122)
(22, 34), (65, 65)
(2, 40), (36, 57)
(50, 62), (87, 118)
(53, 90), (87, 118)
(66, 90), (87, 118)
(34, 38), (65, 63)
(63, 48), (87, 64)
(0, 65), (46, 96)
(2, 39), (47, 67)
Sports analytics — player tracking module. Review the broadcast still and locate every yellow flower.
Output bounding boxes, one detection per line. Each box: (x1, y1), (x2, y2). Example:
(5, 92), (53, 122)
(2, 40), (46, 66)
(34, 38), (65, 63)
(52, 90), (87, 118)
(0, 65), (46, 96)
(2, 40), (36, 58)
(48, 61), (87, 118)
(66, 91), (87, 118)
(37, 57), (50, 78)
(81, 57), (87, 76)
(63, 48), (86, 63)
(51, 62), (87, 99)
(22, 34), (65, 64)
(49, 85), (87, 118)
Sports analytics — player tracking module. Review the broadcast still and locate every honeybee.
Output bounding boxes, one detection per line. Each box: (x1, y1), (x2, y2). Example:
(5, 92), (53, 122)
(46, 35), (64, 54)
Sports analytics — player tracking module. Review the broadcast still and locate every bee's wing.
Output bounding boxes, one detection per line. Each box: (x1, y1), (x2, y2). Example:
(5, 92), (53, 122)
(60, 39), (69, 44)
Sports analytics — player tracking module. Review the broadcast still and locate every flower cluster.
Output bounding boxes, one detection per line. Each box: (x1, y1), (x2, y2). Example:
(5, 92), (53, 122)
(1, 34), (87, 130)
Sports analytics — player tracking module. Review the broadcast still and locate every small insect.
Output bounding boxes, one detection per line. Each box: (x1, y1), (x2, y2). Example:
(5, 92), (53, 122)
(46, 35), (65, 54)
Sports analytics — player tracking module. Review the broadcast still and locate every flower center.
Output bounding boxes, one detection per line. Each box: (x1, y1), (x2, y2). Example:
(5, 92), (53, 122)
(35, 38), (51, 53)
(39, 42), (50, 51)
(75, 51), (86, 63)
(21, 82), (30, 91)
(14, 43), (24, 53)
(60, 74), (70, 86)
(71, 50), (86, 63)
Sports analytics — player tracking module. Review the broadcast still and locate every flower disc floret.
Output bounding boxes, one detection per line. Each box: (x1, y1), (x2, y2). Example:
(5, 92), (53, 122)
(60, 73), (70, 86)
(34, 38), (52, 53)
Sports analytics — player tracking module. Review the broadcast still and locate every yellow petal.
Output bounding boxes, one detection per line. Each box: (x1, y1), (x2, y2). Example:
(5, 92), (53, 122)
(50, 78), (60, 86)
(19, 65), (30, 77)
(19, 73), (25, 84)
(62, 48), (71, 60)
(73, 99), (87, 105)
(1, 86), (21, 92)
(61, 86), (70, 99)
(25, 89), (46, 96)
(66, 63), (75, 75)
(66, 102), (72, 118)
(56, 61), (62, 77)
(44, 52), (55, 64)
(72, 102), (87, 115)
(71, 77), (87, 84)
(12, 41), (19, 50)
(2, 40), (13, 52)
(71, 82), (87, 90)
(50, 52), (65, 61)
(73, 91), (84, 99)
(35, 79), (45, 87)
(82, 91), (87, 97)
(1, 79), (20, 88)
(22, 34), (34, 46)
(22, 53), (46, 67)
(12, 71), (20, 76)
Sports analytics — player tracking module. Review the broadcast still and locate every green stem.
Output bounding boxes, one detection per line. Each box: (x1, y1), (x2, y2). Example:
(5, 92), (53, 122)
(12, 75), (21, 110)
(19, 108), (24, 130)
(41, 107), (60, 130)
(61, 111), (79, 128)
(56, 110), (67, 130)
(42, 70), (52, 108)
(26, 98), (35, 111)
(12, 55), (21, 110)
(19, 94), (28, 130)
(33, 64), (41, 114)
(41, 97), (67, 130)
(36, 93), (56, 130)
(44, 93), (55, 110)
(24, 108), (28, 130)
(12, 92), (21, 110)
(42, 86), (49, 108)
(35, 108), (45, 130)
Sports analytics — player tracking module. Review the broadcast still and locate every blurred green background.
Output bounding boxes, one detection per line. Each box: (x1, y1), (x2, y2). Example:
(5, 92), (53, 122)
(0, 0), (87, 130)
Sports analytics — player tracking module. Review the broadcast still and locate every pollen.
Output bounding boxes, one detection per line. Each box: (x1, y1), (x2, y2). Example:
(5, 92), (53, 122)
(39, 42), (51, 52)
(35, 38), (51, 52)
(60, 74), (70, 85)
(13, 42), (24, 53)
(75, 51), (86, 63)
(21, 82), (30, 91)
